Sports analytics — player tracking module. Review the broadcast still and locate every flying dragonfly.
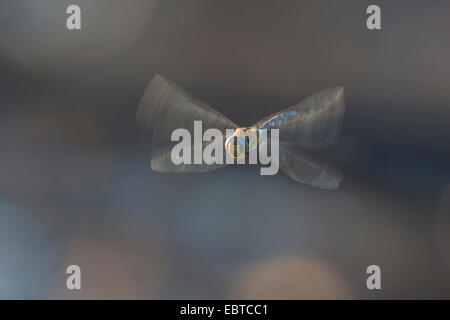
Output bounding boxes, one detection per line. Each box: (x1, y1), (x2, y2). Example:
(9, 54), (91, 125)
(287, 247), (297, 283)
(136, 74), (345, 189)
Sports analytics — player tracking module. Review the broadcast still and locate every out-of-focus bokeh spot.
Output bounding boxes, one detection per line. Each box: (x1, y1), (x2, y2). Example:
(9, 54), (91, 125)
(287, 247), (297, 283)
(229, 254), (352, 299)
(51, 217), (167, 299)
(285, 179), (431, 297)
(0, 0), (156, 68)
(0, 110), (111, 201)
(0, 200), (56, 299)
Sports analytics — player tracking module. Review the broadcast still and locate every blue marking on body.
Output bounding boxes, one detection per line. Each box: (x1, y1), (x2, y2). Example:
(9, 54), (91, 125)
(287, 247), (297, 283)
(260, 110), (298, 129)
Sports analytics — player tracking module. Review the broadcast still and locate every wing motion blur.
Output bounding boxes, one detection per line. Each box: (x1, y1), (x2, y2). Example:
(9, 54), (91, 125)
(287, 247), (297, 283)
(253, 87), (345, 189)
(277, 143), (343, 190)
(136, 74), (237, 172)
(253, 87), (345, 149)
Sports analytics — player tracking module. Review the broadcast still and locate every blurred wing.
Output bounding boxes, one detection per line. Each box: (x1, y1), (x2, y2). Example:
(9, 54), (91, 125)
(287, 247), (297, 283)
(253, 87), (345, 149)
(278, 143), (343, 190)
(136, 74), (237, 172)
(149, 138), (228, 172)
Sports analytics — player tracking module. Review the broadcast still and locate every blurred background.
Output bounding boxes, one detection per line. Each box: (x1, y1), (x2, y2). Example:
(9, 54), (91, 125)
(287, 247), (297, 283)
(0, 0), (450, 299)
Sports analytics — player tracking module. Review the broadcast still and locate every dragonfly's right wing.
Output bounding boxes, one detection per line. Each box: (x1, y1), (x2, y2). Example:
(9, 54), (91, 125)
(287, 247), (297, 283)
(149, 136), (230, 173)
(136, 74), (237, 172)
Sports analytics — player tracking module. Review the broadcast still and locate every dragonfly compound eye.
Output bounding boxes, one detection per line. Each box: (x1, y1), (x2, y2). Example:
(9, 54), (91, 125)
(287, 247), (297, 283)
(225, 134), (248, 158)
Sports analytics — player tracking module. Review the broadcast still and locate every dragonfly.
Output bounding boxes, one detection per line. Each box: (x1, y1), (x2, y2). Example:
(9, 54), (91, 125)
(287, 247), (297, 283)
(136, 74), (345, 190)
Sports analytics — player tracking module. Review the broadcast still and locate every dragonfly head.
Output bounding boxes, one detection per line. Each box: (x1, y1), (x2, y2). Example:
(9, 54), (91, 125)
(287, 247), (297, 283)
(224, 127), (259, 159)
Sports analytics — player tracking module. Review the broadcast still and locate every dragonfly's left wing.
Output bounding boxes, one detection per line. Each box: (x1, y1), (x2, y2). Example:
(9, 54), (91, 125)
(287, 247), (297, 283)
(253, 87), (345, 150)
(277, 142), (343, 189)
